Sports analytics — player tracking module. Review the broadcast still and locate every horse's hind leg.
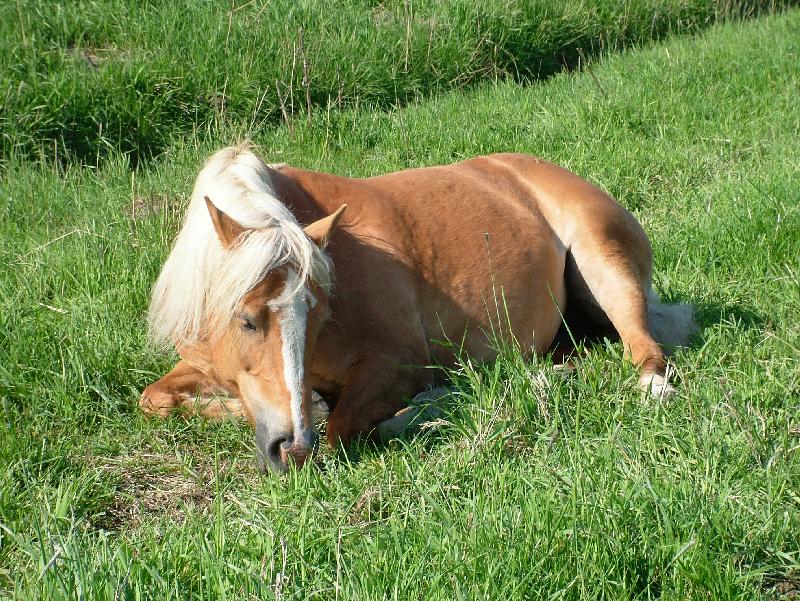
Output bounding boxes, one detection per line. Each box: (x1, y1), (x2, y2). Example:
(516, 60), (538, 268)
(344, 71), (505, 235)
(565, 234), (675, 397)
(375, 387), (448, 439)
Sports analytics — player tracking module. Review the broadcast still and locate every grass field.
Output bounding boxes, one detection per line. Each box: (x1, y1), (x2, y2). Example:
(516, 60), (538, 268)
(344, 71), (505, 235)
(1, 4), (799, 601)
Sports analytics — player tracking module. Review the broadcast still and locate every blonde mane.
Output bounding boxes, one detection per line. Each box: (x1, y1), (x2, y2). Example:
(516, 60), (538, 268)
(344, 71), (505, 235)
(148, 144), (332, 347)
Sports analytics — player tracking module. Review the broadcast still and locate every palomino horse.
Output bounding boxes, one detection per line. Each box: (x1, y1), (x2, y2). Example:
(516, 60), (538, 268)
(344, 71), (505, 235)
(141, 145), (694, 472)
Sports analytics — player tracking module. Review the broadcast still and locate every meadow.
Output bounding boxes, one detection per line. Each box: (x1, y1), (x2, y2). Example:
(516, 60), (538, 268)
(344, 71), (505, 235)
(0, 2), (799, 600)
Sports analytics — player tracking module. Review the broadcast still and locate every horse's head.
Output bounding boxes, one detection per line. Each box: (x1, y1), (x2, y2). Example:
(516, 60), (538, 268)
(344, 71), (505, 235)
(192, 196), (346, 473)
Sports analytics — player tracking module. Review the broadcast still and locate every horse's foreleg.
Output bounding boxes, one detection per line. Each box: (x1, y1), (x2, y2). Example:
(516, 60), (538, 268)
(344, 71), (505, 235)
(325, 360), (434, 447)
(140, 360), (244, 420)
(175, 395), (245, 420)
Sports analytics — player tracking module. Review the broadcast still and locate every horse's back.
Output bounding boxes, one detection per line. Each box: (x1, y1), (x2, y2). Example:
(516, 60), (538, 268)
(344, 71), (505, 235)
(283, 153), (652, 367)
(382, 155), (573, 360)
(288, 156), (572, 362)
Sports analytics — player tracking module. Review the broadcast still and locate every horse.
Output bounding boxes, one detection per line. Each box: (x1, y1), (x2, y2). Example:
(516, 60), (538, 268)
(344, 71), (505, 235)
(141, 144), (695, 472)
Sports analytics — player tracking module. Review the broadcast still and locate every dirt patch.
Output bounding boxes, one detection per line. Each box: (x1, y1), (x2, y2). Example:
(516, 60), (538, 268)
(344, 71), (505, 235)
(67, 46), (131, 69)
(765, 571), (800, 600)
(68, 45), (131, 69)
(347, 486), (390, 525)
(767, 580), (800, 599)
(85, 446), (237, 530)
(371, 5), (436, 29)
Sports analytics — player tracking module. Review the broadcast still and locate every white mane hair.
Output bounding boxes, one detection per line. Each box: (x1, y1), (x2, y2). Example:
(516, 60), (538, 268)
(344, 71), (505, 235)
(148, 144), (332, 347)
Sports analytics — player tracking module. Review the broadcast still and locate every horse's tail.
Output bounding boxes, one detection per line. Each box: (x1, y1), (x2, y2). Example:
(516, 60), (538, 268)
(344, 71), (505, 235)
(646, 288), (697, 350)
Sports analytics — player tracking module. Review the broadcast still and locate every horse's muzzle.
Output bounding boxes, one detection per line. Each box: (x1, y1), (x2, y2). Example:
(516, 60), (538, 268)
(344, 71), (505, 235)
(255, 426), (318, 473)
(280, 442), (312, 469)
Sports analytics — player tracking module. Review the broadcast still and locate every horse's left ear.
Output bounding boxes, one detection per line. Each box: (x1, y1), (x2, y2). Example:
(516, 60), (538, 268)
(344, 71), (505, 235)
(304, 205), (347, 249)
(205, 195), (247, 248)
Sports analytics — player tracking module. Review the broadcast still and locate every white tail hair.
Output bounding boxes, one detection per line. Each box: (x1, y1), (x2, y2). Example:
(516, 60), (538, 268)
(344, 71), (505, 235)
(647, 288), (697, 350)
(148, 144), (332, 347)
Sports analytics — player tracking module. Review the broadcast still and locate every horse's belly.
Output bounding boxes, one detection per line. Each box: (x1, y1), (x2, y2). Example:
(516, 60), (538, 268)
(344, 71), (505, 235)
(423, 228), (566, 366)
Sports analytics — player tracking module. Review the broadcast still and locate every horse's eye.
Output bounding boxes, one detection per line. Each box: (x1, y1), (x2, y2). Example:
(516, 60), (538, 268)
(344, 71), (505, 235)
(240, 316), (257, 332)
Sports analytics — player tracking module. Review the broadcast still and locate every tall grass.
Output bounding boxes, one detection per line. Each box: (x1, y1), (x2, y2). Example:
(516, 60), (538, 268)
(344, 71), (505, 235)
(1, 0), (796, 165)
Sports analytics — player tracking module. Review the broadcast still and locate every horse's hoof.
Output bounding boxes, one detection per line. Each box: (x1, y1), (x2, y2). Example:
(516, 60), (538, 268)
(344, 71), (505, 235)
(639, 372), (677, 399)
(139, 388), (179, 417)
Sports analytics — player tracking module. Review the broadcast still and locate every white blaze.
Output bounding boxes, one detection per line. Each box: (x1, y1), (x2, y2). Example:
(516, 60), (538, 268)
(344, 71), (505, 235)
(272, 270), (315, 446)
(238, 373), (285, 428)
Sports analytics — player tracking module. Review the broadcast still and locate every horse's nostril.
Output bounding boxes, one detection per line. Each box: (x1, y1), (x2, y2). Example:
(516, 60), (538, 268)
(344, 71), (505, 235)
(255, 424), (298, 473)
(267, 437), (288, 464)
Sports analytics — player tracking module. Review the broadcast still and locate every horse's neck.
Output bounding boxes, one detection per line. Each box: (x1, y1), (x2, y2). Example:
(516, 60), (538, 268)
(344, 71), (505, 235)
(269, 167), (332, 227)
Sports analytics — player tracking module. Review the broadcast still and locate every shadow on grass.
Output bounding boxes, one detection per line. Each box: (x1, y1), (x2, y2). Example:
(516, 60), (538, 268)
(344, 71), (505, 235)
(311, 382), (472, 472)
(692, 299), (767, 333)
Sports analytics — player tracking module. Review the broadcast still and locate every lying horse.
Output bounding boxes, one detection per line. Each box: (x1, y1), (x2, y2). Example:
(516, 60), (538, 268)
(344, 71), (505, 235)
(141, 145), (694, 472)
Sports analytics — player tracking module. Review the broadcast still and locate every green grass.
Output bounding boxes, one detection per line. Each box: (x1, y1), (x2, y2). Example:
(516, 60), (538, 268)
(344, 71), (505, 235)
(1, 0), (796, 166)
(1, 7), (799, 601)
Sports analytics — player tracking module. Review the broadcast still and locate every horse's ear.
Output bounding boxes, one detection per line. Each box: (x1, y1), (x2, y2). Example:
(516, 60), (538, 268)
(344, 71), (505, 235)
(304, 204), (347, 249)
(205, 195), (246, 248)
